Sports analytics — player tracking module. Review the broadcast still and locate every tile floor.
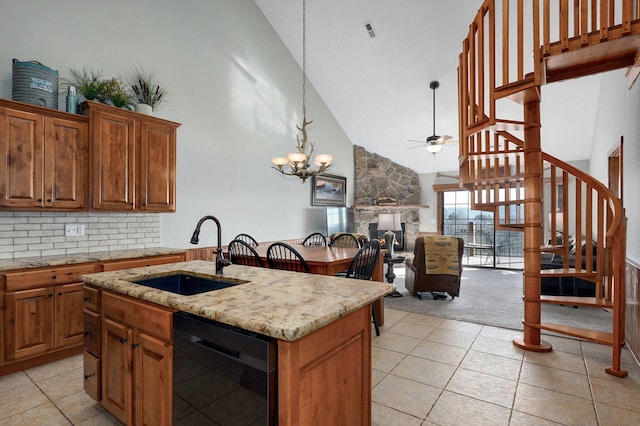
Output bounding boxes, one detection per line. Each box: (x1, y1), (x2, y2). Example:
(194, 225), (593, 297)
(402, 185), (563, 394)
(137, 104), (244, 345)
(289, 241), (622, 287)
(1, 309), (639, 425)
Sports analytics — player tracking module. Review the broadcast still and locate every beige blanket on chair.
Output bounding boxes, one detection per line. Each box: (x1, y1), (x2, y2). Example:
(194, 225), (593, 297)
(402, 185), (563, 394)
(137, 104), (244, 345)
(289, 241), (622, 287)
(424, 236), (459, 275)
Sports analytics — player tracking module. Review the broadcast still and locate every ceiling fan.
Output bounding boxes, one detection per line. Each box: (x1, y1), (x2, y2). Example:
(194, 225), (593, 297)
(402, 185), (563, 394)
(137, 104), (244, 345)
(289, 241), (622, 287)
(408, 81), (457, 154)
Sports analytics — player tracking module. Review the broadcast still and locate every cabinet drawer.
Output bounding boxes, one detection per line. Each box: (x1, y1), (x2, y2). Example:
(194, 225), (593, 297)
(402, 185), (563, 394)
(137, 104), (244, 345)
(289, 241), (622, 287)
(84, 309), (101, 356)
(83, 352), (101, 401)
(102, 291), (174, 341)
(4, 264), (98, 291)
(101, 254), (185, 272)
(83, 286), (100, 312)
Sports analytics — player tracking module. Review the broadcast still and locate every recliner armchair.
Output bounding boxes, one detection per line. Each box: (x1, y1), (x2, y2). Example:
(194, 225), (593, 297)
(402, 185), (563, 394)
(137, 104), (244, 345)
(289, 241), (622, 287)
(404, 235), (464, 299)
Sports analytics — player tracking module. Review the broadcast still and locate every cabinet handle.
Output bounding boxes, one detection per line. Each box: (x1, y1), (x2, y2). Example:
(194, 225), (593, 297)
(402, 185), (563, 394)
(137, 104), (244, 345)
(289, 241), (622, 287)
(84, 331), (91, 336)
(84, 374), (93, 380)
(119, 338), (127, 344)
(10, 319), (14, 325)
(83, 296), (90, 302)
(48, 293), (53, 298)
(47, 198), (52, 202)
(131, 343), (139, 349)
(57, 292), (62, 296)
(51, 275), (57, 280)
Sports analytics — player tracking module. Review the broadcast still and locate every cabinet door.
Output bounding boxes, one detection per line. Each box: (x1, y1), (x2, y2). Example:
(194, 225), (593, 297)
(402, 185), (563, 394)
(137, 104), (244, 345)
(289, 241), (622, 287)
(134, 330), (172, 426)
(0, 107), (44, 208)
(54, 282), (85, 348)
(4, 287), (54, 360)
(91, 110), (136, 210)
(138, 120), (176, 212)
(44, 116), (88, 209)
(101, 318), (133, 425)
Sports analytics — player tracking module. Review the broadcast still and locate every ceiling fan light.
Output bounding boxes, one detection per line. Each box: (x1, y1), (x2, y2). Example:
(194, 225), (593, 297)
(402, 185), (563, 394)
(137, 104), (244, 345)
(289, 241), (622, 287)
(426, 143), (443, 154)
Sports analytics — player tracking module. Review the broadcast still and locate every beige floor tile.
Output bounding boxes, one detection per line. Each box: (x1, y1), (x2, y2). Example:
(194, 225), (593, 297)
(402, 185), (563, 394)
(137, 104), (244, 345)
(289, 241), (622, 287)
(446, 368), (517, 408)
(390, 355), (457, 389)
(373, 346), (407, 373)
(384, 308), (411, 322)
(372, 402), (423, 426)
(590, 375), (640, 413)
(509, 410), (564, 425)
(471, 335), (525, 360)
(581, 340), (612, 361)
(437, 319), (483, 335)
(386, 321), (435, 340)
(0, 401), (70, 426)
(372, 369), (386, 388)
(519, 362), (592, 400)
(459, 350), (522, 381)
(36, 367), (84, 401)
(401, 313), (444, 328)
(595, 401), (640, 425)
(25, 354), (83, 382)
(372, 374), (440, 419)
(53, 390), (106, 424)
(410, 340), (468, 366)
(373, 331), (422, 354)
(0, 381), (48, 420)
(540, 334), (582, 356)
(427, 390), (511, 425)
(478, 325), (521, 342)
(425, 328), (477, 349)
(0, 371), (32, 394)
(523, 349), (587, 375)
(584, 355), (640, 386)
(513, 383), (597, 425)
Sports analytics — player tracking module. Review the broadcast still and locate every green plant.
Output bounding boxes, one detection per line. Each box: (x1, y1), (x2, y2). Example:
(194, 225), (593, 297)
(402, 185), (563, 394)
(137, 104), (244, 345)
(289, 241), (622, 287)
(64, 68), (104, 101)
(130, 66), (167, 111)
(100, 77), (133, 108)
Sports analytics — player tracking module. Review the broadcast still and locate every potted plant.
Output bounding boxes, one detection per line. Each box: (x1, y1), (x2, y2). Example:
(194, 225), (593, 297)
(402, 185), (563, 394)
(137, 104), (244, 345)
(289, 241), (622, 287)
(63, 67), (104, 101)
(99, 77), (133, 109)
(129, 66), (167, 114)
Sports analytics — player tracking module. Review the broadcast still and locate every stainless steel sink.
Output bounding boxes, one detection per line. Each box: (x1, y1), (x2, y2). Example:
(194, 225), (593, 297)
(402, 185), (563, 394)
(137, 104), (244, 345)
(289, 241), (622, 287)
(130, 272), (246, 295)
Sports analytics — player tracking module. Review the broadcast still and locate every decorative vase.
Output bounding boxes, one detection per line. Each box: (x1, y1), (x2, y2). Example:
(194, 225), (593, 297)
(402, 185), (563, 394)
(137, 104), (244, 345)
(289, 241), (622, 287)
(135, 103), (153, 115)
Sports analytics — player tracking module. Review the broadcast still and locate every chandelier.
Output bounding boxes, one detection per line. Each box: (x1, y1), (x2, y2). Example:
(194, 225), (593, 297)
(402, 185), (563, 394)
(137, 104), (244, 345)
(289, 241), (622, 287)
(271, 0), (333, 183)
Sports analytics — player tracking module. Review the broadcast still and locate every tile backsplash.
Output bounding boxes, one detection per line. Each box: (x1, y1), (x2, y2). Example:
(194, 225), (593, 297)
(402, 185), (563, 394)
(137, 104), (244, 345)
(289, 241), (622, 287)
(0, 211), (161, 260)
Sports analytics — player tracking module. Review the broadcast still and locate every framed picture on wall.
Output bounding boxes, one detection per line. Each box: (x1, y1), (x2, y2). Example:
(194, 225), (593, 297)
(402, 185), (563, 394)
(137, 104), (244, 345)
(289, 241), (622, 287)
(311, 174), (347, 206)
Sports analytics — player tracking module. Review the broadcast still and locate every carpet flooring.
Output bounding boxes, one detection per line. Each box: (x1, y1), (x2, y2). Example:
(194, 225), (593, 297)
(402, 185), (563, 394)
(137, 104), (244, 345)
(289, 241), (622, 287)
(386, 266), (612, 333)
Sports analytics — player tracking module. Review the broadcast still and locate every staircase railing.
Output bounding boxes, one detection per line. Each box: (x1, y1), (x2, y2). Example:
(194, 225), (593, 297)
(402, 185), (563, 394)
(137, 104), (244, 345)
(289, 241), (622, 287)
(458, 0), (634, 377)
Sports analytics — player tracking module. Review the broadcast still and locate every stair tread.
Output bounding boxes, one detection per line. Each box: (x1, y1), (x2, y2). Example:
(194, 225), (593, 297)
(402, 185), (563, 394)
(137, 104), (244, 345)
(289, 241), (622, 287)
(540, 268), (597, 278)
(539, 295), (613, 308)
(540, 245), (564, 253)
(535, 321), (612, 345)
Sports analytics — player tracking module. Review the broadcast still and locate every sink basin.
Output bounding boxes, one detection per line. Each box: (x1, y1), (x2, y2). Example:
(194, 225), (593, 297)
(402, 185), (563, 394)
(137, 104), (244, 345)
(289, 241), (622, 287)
(130, 273), (243, 295)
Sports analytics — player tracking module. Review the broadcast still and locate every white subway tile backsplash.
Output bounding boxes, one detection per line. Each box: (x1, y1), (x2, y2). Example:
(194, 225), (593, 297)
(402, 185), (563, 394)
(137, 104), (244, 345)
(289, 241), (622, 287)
(0, 212), (162, 259)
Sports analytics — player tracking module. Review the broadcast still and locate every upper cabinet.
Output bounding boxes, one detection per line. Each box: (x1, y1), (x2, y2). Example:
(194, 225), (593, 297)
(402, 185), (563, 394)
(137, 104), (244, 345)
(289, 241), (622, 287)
(85, 101), (179, 212)
(0, 99), (179, 213)
(0, 99), (88, 210)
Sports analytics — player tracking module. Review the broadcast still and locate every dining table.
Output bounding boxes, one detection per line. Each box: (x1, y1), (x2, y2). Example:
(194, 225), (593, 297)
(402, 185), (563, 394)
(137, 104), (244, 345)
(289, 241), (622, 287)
(249, 243), (386, 326)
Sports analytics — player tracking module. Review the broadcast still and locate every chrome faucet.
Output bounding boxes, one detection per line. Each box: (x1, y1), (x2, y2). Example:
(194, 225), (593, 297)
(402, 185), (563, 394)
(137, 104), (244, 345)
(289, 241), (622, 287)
(190, 215), (232, 274)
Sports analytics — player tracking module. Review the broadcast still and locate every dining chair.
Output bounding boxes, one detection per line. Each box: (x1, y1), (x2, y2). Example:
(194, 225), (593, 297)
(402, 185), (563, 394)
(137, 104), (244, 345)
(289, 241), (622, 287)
(227, 239), (265, 268)
(329, 233), (361, 249)
(234, 233), (259, 247)
(339, 240), (382, 335)
(302, 232), (327, 247)
(266, 242), (311, 273)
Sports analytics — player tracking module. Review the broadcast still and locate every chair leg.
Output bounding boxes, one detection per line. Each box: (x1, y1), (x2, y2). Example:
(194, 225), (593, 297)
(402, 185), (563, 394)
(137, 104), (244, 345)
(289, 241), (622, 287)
(371, 305), (380, 336)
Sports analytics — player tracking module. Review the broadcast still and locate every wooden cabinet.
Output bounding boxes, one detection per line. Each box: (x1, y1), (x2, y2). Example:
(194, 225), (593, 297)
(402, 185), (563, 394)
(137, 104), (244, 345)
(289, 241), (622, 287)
(100, 290), (173, 425)
(0, 99), (88, 210)
(101, 254), (185, 272)
(2, 264), (96, 367)
(85, 101), (179, 212)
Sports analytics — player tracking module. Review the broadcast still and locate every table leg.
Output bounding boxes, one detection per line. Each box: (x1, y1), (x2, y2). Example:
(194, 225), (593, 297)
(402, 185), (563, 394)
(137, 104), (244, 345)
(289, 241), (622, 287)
(372, 257), (385, 327)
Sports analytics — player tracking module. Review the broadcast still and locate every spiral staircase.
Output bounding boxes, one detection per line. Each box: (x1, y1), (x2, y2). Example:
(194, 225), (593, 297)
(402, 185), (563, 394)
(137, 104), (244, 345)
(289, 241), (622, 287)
(458, 0), (640, 377)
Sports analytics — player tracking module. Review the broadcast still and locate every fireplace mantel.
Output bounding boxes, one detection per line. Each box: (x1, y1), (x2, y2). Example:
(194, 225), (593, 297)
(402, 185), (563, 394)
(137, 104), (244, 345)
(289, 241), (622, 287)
(353, 205), (429, 210)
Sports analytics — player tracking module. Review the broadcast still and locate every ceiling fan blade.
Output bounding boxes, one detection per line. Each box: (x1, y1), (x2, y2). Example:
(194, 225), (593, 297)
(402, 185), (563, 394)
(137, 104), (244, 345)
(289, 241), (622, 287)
(438, 135), (453, 143)
(407, 139), (426, 143)
(406, 145), (426, 150)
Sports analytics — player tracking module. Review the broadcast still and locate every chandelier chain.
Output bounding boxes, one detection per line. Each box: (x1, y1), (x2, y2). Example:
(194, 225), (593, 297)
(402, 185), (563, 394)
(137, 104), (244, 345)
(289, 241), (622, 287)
(302, 0), (307, 118)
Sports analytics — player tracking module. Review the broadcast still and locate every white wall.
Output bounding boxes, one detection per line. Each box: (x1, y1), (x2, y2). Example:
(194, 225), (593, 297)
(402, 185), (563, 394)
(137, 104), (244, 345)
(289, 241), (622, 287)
(589, 69), (640, 262)
(0, 0), (354, 249)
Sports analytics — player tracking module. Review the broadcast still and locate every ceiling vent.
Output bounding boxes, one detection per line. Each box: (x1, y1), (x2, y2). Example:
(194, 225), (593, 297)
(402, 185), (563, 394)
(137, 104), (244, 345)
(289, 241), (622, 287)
(364, 21), (376, 38)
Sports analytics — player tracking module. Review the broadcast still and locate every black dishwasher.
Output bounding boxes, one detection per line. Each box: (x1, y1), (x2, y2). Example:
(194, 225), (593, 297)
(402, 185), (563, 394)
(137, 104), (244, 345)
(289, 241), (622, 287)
(172, 312), (277, 425)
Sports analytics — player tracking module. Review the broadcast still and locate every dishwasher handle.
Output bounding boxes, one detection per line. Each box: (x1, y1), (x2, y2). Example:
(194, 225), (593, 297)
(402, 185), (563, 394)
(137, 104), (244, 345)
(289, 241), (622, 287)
(194, 338), (240, 359)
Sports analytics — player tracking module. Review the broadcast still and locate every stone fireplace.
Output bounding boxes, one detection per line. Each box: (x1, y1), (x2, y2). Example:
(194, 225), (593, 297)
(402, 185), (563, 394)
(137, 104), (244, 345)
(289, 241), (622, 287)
(353, 146), (423, 252)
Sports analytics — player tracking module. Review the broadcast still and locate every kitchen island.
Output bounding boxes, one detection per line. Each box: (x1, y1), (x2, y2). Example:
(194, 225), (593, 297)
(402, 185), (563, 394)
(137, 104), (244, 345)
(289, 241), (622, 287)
(80, 260), (394, 425)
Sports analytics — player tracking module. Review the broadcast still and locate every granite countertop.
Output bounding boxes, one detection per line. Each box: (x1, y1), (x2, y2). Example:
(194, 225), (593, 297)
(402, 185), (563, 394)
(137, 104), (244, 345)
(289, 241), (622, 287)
(80, 260), (394, 342)
(0, 247), (186, 272)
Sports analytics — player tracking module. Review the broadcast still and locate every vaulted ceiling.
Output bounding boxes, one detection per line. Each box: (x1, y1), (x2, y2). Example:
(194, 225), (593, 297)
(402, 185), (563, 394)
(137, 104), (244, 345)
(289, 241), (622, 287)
(254, 0), (601, 174)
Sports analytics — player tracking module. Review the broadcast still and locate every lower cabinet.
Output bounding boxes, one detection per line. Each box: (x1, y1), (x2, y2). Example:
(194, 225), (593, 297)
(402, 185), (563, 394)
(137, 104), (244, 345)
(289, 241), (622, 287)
(95, 290), (174, 425)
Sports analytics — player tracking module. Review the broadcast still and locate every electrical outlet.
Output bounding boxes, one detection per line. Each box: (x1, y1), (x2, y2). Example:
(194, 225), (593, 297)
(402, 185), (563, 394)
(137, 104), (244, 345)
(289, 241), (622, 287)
(65, 224), (85, 237)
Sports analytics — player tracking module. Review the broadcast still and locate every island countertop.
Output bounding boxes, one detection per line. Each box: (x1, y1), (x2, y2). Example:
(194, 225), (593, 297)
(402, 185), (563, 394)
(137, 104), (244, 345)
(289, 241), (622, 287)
(80, 260), (394, 341)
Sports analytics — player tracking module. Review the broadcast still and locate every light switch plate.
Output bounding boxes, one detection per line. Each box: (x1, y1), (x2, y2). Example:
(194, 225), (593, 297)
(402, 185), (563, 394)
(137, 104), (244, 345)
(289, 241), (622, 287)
(65, 224), (85, 237)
